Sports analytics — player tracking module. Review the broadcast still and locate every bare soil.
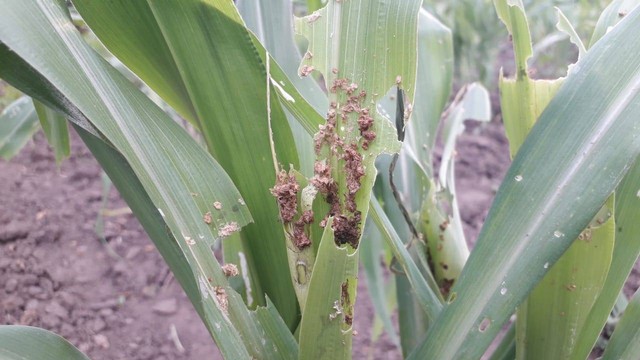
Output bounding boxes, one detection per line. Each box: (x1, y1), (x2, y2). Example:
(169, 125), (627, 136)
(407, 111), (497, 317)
(1, 118), (638, 359)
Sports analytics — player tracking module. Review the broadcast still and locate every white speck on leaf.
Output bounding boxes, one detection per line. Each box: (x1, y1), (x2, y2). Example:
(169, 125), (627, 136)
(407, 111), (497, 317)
(270, 78), (296, 103)
(198, 276), (209, 299)
(238, 252), (253, 305)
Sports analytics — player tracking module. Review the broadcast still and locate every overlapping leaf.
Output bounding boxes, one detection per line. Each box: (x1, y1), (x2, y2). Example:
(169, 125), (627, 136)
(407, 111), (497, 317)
(292, 0), (422, 357)
(0, 1), (300, 357)
(410, 6), (640, 359)
(0, 326), (89, 360)
(72, 0), (301, 327)
(0, 97), (40, 160)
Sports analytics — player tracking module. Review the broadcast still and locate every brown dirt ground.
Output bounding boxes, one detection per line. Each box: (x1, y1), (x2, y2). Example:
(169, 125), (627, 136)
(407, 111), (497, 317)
(1, 116), (638, 359)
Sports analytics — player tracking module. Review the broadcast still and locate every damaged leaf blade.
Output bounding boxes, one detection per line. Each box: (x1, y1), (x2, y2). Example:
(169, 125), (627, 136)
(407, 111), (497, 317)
(73, 0), (302, 328)
(0, 96), (40, 161)
(0, 1), (303, 358)
(298, 218), (359, 360)
(293, 0), (422, 357)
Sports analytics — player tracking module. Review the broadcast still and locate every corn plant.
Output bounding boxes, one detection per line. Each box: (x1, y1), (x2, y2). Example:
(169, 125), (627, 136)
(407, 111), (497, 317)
(1, 0), (640, 359)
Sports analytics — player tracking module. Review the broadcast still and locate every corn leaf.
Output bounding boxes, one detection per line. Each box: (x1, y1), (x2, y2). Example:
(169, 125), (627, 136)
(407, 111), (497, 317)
(555, 8), (586, 59)
(407, 9), (455, 177)
(72, 0), (302, 326)
(426, 83), (489, 290)
(568, 8), (640, 358)
(0, 96), (40, 160)
(70, 1), (199, 125)
(237, 0), (327, 177)
(370, 199), (444, 322)
(572, 157), (640, 359)
(77, 125), (299, 359)
(590, 0), (640, 47)
(293, 1), (422, 357)
(409, 6), (640, 359)
(499, 3), (618, 359)
(33, 100), (70, 165)
(360, 216), (400, 347)
(601, 289), (640, 360)
(0, 326), (89, 360)
(516, 203), (614, 359)
(488, 325), (516, 360)
(374, 10), (454, 355)
(0, 1), (301, 357)
(297, 218), (359, 359)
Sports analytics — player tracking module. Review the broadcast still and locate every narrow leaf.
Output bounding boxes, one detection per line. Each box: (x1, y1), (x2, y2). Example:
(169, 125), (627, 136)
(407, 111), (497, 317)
(293, 1), (422, 357)
(73, 0), (302, 326)
(0, 326), (89, 360)
(33, 100), (70, 164)
(572, 157), (640, 359)
(361, 216), (400, 346)
(590, 0), (640, 46)
(0, 96), (40, 160)
(600, 289), (640, 360)
(555, 7), (586, 59)
(0, 1), (302, 357)
(410, 7), (640, 359)
(370, 198), (444, 322)
(298, 218), (359, 360)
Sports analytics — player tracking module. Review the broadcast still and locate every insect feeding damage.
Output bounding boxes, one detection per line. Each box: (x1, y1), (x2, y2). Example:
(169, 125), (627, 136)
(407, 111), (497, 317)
(222, 263), (239, 277)
(341, 281), (353, 326)
(271, 170), (299, 224)
(218, 222), (239, 238)
(213, 286), (229, 315)
(271, 72), (379, 249)
(312, 77), (377, 248)
(271, 169), (314, 249)
(203, 211), (212, 225)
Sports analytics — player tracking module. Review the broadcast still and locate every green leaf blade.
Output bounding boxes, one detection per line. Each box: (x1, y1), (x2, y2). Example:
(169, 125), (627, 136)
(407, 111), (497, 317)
(0, 326), (89, 360)
(0, 1), (292, 357)
(73, 1), (303, 326)
(0, 96), (40, 160)
(410, 7), (640, 359)
(572, 157), (640, 359)
(34, 100), (70, 164)
(601, 289), (640, 360)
